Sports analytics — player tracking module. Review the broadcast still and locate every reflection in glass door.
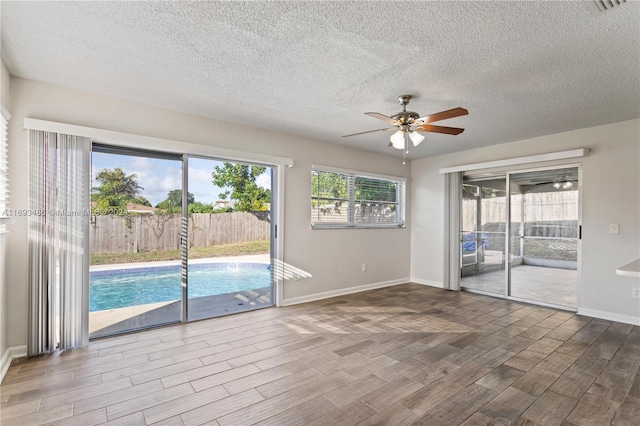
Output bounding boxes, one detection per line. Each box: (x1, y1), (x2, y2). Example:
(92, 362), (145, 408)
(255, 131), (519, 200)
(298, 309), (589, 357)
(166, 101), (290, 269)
(460, 176), (507, 296)
(185, 157), (274, 321)
(460, 166), (579, 310)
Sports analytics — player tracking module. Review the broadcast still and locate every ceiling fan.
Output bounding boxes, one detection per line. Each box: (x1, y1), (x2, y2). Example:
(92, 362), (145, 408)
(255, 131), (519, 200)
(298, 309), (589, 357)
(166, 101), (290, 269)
(343, 95), (468, 159)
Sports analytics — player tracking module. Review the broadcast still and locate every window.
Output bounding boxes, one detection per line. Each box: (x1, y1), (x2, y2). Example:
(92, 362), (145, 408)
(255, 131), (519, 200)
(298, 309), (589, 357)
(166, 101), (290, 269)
(311, 165), (406, 229)
(0, 106), (9, 231)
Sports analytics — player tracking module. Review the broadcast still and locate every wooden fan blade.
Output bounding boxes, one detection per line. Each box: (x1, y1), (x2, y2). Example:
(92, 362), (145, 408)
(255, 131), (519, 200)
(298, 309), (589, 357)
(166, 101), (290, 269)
(415, 107), (468, 124)
(415, 124), (465, 135)
(342, 127), (394, 137)
(365, 112), (399, 125)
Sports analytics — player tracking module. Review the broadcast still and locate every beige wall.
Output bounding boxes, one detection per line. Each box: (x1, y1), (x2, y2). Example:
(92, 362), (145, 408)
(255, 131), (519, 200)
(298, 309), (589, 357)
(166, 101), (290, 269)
(1, 59), (10, 107)
(4, 77), (411, 349)
(411, 119), (640, 324)
(4, 73), (638, 353)
(0, 57), (11, 364)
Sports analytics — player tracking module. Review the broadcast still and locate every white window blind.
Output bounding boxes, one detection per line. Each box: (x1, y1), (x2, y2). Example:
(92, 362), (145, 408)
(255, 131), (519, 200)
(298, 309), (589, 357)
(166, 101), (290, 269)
(0, 107), (9, 231)
(311, 166), (406, 229)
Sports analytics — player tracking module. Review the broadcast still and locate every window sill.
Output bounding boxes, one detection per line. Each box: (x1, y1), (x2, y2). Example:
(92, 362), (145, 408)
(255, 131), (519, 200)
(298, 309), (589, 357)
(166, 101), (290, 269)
(311, 223), (405, 230)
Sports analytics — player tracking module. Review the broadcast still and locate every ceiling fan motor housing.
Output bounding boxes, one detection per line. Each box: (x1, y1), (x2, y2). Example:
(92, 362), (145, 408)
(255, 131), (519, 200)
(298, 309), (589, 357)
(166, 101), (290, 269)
(391, 111), (419, 125)
(394, 95), (419, 124)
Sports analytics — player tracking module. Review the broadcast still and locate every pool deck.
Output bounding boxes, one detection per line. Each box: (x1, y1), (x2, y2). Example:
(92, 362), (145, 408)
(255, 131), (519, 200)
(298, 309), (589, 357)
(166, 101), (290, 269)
(89, 253), (273, 339)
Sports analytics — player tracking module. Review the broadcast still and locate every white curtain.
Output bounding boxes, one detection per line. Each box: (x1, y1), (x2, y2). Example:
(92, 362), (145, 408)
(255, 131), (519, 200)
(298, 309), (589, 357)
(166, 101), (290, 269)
(443, 172), (462, 291)
(28, 130), (90, 356)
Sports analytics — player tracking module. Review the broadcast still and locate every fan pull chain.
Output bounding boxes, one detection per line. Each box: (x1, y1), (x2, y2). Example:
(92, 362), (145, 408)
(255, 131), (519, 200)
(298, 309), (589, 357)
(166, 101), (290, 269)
(405, 132), (410, 154)
(403, 132), (407, 164)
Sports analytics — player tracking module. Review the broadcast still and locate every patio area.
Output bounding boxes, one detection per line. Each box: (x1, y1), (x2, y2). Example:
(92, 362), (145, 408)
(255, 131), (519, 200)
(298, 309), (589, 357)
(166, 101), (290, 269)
(461, 264), (577, 308)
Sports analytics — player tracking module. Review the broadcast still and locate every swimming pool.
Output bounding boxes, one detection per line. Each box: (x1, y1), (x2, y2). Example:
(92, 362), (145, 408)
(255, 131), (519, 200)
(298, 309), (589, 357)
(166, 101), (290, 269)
(89, 262), (270, 312)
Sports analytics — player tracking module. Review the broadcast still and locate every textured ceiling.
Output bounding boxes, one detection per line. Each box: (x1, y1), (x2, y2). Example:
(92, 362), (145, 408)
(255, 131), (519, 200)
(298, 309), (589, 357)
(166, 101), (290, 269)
(1, 1), (639, 159)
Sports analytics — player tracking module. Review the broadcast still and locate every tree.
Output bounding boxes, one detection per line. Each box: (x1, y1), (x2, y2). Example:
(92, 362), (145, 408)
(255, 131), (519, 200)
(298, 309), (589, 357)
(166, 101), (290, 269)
(156, 190), (217, 214)
(311, 170), (347, 203)
(188, 202), (214, 214)
(156, 189), (195, 214)
(354, 177), (396, 203)
(212, 163), (270, 211)
(91, 168), (150, 213)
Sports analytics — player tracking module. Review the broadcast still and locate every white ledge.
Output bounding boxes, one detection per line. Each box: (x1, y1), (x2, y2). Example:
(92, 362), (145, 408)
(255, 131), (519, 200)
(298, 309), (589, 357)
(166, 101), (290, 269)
(23, 117), (294, 168)
(439, 149), (589, 174)
(616, 258), (640, 278)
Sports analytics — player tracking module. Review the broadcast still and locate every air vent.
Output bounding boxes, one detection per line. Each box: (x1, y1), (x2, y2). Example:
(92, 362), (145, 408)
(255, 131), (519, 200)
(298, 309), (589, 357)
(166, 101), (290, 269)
(593, 0), (626, 12)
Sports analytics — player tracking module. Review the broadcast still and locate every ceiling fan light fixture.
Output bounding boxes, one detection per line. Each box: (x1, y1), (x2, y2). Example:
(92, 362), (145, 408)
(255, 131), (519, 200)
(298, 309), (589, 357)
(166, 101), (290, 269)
(553, 176), (574, 190)
(390, 130), (405, 149)
(409, 131), (425, 146)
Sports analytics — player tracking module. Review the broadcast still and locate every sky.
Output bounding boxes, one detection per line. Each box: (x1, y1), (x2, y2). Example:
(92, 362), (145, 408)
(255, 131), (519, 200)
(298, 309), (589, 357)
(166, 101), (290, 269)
(91, 152), (272, 206)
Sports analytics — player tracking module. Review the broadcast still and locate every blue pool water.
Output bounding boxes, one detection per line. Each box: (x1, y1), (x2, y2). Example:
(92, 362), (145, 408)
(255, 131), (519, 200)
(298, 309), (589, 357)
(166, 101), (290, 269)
(89, 262), (270, 312)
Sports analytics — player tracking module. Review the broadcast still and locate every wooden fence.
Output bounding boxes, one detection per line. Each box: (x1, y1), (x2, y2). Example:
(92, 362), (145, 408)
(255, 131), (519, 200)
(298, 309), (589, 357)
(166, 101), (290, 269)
(90, 212), (270, 254)
(463, 192), (578, 229)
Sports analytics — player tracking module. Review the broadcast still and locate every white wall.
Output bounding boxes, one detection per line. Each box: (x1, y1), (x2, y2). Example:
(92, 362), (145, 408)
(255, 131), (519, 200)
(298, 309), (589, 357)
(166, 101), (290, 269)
(0, 57), (12, 373)
(411, 119), (640, 324)
(5, 77), (411, 350)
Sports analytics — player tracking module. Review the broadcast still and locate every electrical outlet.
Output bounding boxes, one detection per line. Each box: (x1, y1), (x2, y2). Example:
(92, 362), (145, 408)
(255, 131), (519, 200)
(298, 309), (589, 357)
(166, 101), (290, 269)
(362, 263), (367, 272)
(632, 288), (640, 299)
(609, 224), (620, 234)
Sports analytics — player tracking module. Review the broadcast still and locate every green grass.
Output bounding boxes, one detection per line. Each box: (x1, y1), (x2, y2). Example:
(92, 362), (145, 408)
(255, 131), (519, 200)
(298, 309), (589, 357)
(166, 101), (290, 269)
(90, 240), (270, 265)
(522, 238), (577, 261)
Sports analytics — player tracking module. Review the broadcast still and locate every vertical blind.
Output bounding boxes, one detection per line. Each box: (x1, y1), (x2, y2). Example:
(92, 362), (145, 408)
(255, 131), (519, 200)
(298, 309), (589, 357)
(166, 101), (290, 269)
(0, 107), (9, 232)
(311, 166), (406, 228)
(28, 130), (90, 355)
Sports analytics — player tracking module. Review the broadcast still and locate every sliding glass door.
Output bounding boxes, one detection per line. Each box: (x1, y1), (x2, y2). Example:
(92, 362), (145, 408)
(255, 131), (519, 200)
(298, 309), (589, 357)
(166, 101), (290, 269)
(89, 148), (276, 338)
(89, 146), (183, 338)
(508, 168), (579, 308)
(460, 175), (508, 296)
(185, 157), (274, 321)
(460, 166), (580, 310)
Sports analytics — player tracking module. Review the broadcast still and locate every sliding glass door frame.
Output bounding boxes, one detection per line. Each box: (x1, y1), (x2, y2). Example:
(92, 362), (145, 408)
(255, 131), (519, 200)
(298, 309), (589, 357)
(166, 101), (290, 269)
(272, 164), (285, 307)
(180, 154), (279, 323)
(459, 163), (582, 312)
(505, 172), (512, 300)
(89, 144), (282, 338)
(181, 155), (189, 322)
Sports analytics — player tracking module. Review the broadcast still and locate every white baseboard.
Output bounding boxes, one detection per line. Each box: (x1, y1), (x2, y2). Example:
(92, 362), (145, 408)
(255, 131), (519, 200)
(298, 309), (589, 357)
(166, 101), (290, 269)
(1, 345), (27, 383)
(282, 278), (410, 306)
(578, 308), (640, 326)
(410, 278), (444, 288)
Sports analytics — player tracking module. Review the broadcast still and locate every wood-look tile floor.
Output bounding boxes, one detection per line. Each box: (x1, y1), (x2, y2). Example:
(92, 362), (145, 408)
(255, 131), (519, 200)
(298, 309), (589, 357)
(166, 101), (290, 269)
(1, 284), (639, 426)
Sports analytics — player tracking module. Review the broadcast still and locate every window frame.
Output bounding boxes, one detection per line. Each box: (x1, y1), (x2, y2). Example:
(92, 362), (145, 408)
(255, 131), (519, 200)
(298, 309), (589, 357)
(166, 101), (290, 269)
(311, 164), (406, 229)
